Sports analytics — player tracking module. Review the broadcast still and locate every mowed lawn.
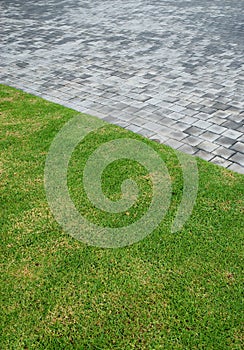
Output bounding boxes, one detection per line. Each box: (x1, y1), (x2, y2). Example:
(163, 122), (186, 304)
(0, 84), (243, 349)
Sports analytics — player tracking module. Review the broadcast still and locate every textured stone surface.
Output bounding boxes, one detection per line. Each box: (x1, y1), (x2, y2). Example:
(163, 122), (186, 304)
(0, 0), (243, 173)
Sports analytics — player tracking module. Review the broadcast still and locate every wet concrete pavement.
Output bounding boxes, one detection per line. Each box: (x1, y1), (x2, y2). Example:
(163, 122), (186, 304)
(0, 0), (243, 173)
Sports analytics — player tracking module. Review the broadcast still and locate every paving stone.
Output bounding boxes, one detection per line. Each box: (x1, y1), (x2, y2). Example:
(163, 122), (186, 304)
(172, 122), (190, 132)
(184, 109), (199, 117)
(130, 116), (147, 126)
(157, 125), (171, 135)
(113, 102), (130, 110)
(137, 128), (156, 138)
(114, 120), (130, 128)
(167, 112), (184, 120)
(169, 130), (188, 141)
(164, 139), (184, 149)
(187, 102), (204, 111)
(107, 109), (122, 118)
(229, 153), (244, 167)
(180, 116), (199, 125)
(221, 120), (243, 130)
(211, 156), (232, 168)
(228, 163), (244, 175)
(178, 144), (198, 155)
(198, 140), (219, 153)
(207, 124), (227, 134)
(230, 142), (244, 154)
(103, 115), (119, 124)
(222, 129), (242, 140)
(185, 135), (202, 147)
(201, 131), (220, 142)
(212, 110), (231, 121)
(157, 117), (176, 127)
(150, 134), (169, 143)
(195, 150), (215, 161)
(196, 112), (210, 121)
(237, 125), (244, 133)
(185, 126), (204, 137)
(194, 120), (212, 129)
(168, 104), (186, 113)
(212, 102), (230, 111)
(216, 136), (236, 147)
(237, 134), (244, 143)
(213, 146), (235, 159)
(125, 124), (142, 133)
(199, 107), (217, 115)
(228, 114), (244, 123)
(144, 121), (162, 132)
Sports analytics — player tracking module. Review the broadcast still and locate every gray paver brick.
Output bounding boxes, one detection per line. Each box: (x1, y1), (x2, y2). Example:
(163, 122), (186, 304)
(216, 136), (236, 147)
(125, 124), (142, 133)
(168, 104), (186, 113)
(201, 131), (219, 142)
(213, 146), (235, 159)
(150, 134), (169, 143)
(137, 128), (156, 138)
(183, 109), (199, 117)
(229, 153), (244, 167)
(185, 126), (204, 137)
(237, 134), (244, 143)
(222, 129), (242, 140)
(212, 102), (230, 111)
(185, 135), (202, 147)
(198, 141), (219, 153)
(114, 120), (130, 128)
(230, 142), (244, 154)
(211, 156), (232, 168)
(164, 139), (184, 149)
(144, 121), (162, 132)
(178, 144), (197, 155)
(172, 122), (190, 132)
(157, 117), (176, 127)
(228, 163), (244, 175)
(180, 116), (199, 125)
(207, 124), (227, 134)
(169, 130), (188, 141)
(194, 120), (212, 130)
(195, 150), (215, 161)
(130, 116), (147, 126)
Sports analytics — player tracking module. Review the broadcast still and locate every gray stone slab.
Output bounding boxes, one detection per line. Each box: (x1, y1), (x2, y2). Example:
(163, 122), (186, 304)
(207, 124), (227, 134)
(231, 142), (244, 154)
(222, 129), (243, 140)
(229, 153), (244, 167)
(216, 136), (237, 147)
(201, 131), (220, 142)
(213, 146), (235, 160)
(185, 126), (205, 137)
(164, 139), (184, 149)
(185, 135), (202, 147)
(195, 150), (215, 161)
(211, 157), (232, 168)
(198, 141), (219, 153)
(178, 144), (198, 155)
(228, 163), (244, 175)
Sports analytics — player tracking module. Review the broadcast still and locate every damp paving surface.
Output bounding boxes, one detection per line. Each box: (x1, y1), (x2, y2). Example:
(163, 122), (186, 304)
(0, 0), (243, 173)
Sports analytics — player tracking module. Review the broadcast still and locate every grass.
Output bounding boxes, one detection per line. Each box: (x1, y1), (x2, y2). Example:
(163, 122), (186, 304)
(0, 84), (243, 349)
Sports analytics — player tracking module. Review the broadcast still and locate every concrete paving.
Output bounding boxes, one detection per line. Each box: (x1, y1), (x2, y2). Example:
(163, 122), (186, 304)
(0, 0), (243, 173)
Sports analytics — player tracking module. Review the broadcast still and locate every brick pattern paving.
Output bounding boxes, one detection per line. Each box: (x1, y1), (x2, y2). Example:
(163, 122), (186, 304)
(0, 0), (243, 173)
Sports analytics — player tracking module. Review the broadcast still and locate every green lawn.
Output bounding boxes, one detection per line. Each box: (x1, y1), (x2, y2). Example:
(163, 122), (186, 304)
(0, 84), (243, 349)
